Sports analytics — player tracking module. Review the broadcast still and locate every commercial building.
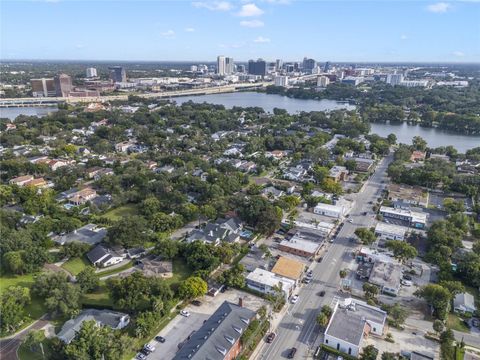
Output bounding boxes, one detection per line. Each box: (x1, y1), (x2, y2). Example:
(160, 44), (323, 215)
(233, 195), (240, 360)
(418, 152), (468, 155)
(57, 309), (129, 344)
(246, 268), (295, 300)
(217, 56), (234, 76)
(278, 235), (321, 258)
(173, 300), (256, 360)
(271, 256), (305, 282)
(387, 183), (429, 207)
(248, 59), (267, 76)
(368, 260), (402, 296)
(386, 73), (403, 85)
(401, 80), (429, 87)
(374, 222), (408, 241)
(453, 293), (477, 314)
(30, 78), (56, 97)
(274, 75), (289, 87)
(86, 67), (97, 78)
(317, 76), (330, 88)
(379, 206), (427, 229)
(342, 76), (364, 86)
(54, 73), (73, 97)
(314, 203), (345, 219)
(324, 298), (387, 357)
(302, 57), (316, 73)
(275, 59), (283, 70)
(108, 66), (127, 83)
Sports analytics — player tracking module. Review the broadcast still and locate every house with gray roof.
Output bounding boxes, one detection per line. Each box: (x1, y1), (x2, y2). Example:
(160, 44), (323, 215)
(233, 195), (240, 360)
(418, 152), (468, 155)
(173, 300), (255, 360)
(187, 217), (242, 246)
(453, 292), (477, 314)
(51, 224), (107, 245)
(57, 309), (129, 344)
(87, 244), (126, 268)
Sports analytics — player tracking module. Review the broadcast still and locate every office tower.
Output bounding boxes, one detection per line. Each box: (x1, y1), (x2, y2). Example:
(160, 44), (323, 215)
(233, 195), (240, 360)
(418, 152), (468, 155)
(190, 65), (198, 72)
(108, 66), (127, 83)
(276, 59), (283, 70)
(274, 75), (289, 87)
(303, 57), (316, 73)
(237, 64), (246, 73)
(317, 76), (330, 88)
(86, 67), (97, 78)
(268, 62), (276, 73)
(225, 57), (234, 75)
(217, 56), (234, 75)
(31, 78), (56, 97)
(324, 61), (331, 72)
(248, 59), (267, 76)
(386, 73), (404, 86)
(285, 64), (294, 73)
(54, 73), (73, 97)
(293, 62), (300, 71)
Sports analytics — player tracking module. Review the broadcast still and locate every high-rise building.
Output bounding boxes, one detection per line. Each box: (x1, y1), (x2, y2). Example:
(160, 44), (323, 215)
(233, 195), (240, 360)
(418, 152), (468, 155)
(108, 66), (127, 83)
(274, 75), (289, 87)
(386, 73), (404, 86)
(303, 57), (316, 73)
(216, 56), (234, 76)
(31, 78), (56, 97)
(54, 74), (73, 97)
(285, 64), (294, 73)
(275, 59), (283, 71)
(323, 61), (331, 72)
(190, 65), (198, 72)
(317, 76), (330, 88)
(237, 64), (246, 73)
(248, 59), (267, 76)
(86, 67), (97, 78)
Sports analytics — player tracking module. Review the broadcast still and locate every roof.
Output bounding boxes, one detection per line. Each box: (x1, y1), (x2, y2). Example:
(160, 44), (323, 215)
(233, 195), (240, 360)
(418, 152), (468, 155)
(138, 255), (173, 277)
(375, 222), (407, 237)
(380, 206), (428, 223)
(57, 309), (129, 344)
(173, 301), (255, 360)
(279, 236), (321, 254)
(369, 260), (402, 292)
(53, 224), (107, 245)
(325, 298), (387, 346)
(86, 245), (109, 263)
(246, 268), (295, 290)
(271, 256), (305, 280)
(314, 203), (344, 214)
(454, 293), (476, 311)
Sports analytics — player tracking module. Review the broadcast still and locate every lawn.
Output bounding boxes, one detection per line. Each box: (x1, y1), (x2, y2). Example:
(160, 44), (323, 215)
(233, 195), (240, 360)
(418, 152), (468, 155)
(81, 283), (114, 308)
(102, 204), (138, 221)
(0, 273), (36, 292)
(96, 261), (133, 278)
(163, 258), (192, 286)
(447, 314), (470, 333)
(61, 256), (90, 275)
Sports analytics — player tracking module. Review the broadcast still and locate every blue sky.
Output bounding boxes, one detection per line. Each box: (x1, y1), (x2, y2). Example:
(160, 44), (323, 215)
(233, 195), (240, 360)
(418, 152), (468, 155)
(1, 0), (479, 62)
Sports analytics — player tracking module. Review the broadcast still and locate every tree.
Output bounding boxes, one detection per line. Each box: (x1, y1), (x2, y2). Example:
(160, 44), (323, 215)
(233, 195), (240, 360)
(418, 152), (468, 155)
(386, 133), (397, 145)
(59, 242), (91, 259)
(321, 305), (333, 318)
(44, 283), (81, 318)
(134, 311), (159, 338)
(313, 166), (329, 184)
(415, 284), (451, 320)
(412, 136), (427, 151)
(382, 353), (397, 360)
(316, 312), (329, 327)
(339, 269), (348, 278)
(360, 345), (379, 360)
(355, 227), (376, 245)
(439, 280), (465, 297)
(440, 329), (455, 360)
(3, 251), (24, 274)
(23, 330), (45, 356)
(0, 286), (31, 335)
(385, 240), (418, 263)
(106, 216), (148, 248)
(154, 239), (179, 259)
(363, 283), (379, 300)
(442, 198), (465, 214)
(178, 276), (208, 300)
(433, 319), (445, 334)
(389, 303), (408, 327)
(77, 267), (99, 293)
(219, 264), (246, 288)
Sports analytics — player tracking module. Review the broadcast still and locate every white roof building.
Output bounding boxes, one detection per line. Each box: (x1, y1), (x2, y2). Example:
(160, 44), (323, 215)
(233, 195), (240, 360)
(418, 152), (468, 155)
(314, 203), (345, 218)
(454, 293), (477, 314)
(246, 268), (295, 300)
(374, 222), (408, 241)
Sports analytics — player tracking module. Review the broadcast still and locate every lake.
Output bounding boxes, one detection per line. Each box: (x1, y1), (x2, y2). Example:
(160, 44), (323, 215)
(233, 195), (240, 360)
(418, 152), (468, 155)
(173, 92), (479, 152)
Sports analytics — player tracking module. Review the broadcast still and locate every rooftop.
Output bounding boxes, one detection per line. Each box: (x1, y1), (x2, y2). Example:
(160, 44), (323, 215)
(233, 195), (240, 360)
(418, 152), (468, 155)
(271, 256), (305, 280)
(369, 260), (402, 291)
(52, 224), (107, 245)
(375, 222), (408, 237)
(279, 236), (321, 254)
(246, 268), (295, 289)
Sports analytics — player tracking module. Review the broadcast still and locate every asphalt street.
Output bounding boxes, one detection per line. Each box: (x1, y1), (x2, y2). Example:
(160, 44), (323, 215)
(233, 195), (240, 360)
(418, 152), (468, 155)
(257, 153), (394, 360)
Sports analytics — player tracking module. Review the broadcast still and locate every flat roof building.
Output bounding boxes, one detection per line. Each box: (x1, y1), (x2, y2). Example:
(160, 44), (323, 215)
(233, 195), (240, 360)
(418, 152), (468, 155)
(246, 268), (295, 300)
(271, 256), (305, 282)
(278, 235), (321, 258)
(368, 260), (402, 296)
(374, 222), (408, 241)
(314, 203), (345, 219)
(379, 206), (427, 229)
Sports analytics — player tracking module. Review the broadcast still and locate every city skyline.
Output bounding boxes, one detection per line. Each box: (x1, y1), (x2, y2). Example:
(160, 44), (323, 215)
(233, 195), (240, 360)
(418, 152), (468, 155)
(1, 1), (479, 63)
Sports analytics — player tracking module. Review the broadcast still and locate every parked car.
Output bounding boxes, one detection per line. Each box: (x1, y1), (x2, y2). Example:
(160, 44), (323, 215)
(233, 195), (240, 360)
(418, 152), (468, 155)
(144, 344), (155, 352)
(136, 353), (147, 360)
(318, 290), (326, 297)
(191, 300), (202, 306)
(317, 257), (323, 263)
(363, 212), (368, 215)
(348, 219), (353, 223)
(288, 347), (297, 358)
(155, 336), (166, 343)
(180, 310), (191, 317)
(401, 280), (413, 286)
(291, 295), (299, 304)
(302, 277), (311, 284)
(266, 332), (276, 343)
(403, 274), (413, 281)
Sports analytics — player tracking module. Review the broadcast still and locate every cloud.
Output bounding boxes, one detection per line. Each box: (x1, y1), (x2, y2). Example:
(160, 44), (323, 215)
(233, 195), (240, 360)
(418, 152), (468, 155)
(426, 2), (451, 13)
(238, 3), (264, 16)
(452, 51), (465, 57)
(240, 19), (264, 27)
(400, 34), (408, 40)
(253, 36), (270, 43)
(192, 1), (232, 11)
(160, 30), (175, 38)
(184, 27), (195, 32)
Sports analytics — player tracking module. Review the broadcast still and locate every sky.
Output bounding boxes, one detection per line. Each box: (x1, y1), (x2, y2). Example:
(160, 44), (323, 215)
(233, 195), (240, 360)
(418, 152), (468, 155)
(1, 0), (479, 63)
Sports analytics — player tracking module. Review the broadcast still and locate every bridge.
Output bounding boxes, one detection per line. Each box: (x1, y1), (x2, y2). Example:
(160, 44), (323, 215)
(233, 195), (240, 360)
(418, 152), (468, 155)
(0, 82), (272, 108)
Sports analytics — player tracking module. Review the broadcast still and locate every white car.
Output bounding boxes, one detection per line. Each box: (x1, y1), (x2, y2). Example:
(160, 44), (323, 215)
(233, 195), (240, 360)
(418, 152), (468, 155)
(144, 344), (155, 352)
(401, 280), (413, 287)
(291, 295), (299, 304)
(348, 219), (353, 223)
(180, 310), (191, 317)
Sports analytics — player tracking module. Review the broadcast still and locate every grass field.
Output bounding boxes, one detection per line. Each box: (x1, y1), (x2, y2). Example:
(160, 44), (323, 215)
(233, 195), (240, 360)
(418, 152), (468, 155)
(447, 314), (470, 333)
(102, 204), (138, 221)
(61, 257), (90, 275)
(163, 258), (192, 286)
(0, 273), (36, 292)
(81, 283), (114, 308)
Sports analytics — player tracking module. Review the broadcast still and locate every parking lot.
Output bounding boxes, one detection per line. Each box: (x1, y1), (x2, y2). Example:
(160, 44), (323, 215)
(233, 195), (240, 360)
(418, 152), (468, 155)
(142, 289), (267, 360)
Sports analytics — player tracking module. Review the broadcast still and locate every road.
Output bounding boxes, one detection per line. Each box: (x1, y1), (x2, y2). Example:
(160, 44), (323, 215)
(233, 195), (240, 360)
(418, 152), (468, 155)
(0, 317), (49, 360)
(257, 153), (393, 360)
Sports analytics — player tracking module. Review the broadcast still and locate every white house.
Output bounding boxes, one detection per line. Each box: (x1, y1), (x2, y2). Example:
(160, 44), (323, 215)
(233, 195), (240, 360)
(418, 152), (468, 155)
(86, 245), (125, 268)
(246, 268), (295, 300)
(454, 293), (477, 314)
(314, 203), (345, 219)
(374, 222), (408, 241)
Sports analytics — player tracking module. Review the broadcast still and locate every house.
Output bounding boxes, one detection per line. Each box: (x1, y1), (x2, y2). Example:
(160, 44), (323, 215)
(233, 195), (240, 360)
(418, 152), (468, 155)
(52, 224), (107, 245)
(87, 245), (125, 267)
(374, 222), (408, 241)
(453, 293), (477, 314)
(268, 150), (287, 160)
(173, 300), (256, 360)
(9, 175), (34, 186)
(379, 206), (427, 229)
(48, 159), (69, 171)
(85, 166), (104, 179)
(410, 151), (426, 162)
(278, 235), (321, 258)
(329, 166), (348, 182)
(283, 166), (307, 182)
(351, 158), (374, 172)
(314, 203), (345, 219)
(25, 177), (47, 188)
(262, 186), (284, 199)
(127, 247), (146, 259)
(246, 268), (295, 300)
(187, 218), (242, 246)
(69, 188), (97, 206)
(115, 140), (135, 153)
(323, 298), (387, 357)
(57, 309), (130, 344)
(271, 256), (305, 283)
(239, 247), (269, 272)
(387, 183), (429, 208)
(137, 255), (173, 278)
(368, 260), (402, 296)
(145, 161), (157, 170)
